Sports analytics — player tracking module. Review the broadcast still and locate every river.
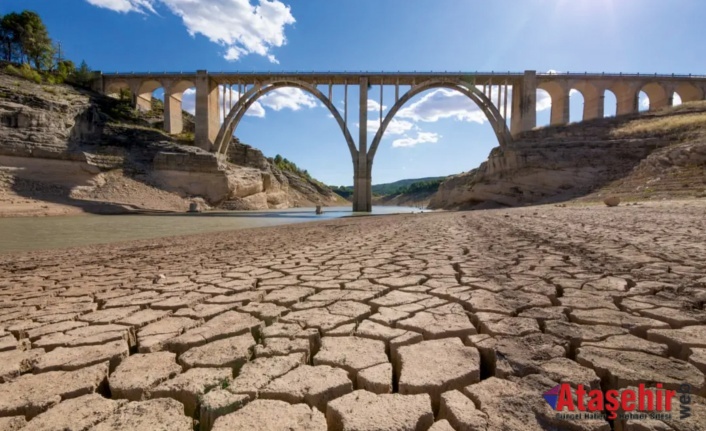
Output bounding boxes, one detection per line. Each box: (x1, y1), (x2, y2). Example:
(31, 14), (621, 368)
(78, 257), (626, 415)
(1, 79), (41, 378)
(0, 206), (428, 253)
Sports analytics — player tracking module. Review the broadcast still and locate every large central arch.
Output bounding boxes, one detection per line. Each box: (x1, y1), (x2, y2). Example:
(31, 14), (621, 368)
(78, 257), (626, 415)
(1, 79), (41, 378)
(367, 79), (512, 164)
(214, 80), (357, 160)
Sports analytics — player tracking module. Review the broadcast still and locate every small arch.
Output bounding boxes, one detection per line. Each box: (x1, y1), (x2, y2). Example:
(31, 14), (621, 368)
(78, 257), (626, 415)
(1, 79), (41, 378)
(537, 81), (566, 127)
(638, 91), (650, 112)
(170, 80), (196, 95)
(164, 80), (196, 134)
(569, 89), (585, 123)
(640, 82), (668, 111)
(571, 82), (600, 121)
(135, 79), (163, 112)
(603, 89), (617, 117)
(672, 92), (682, 107)
(105, 80), (131, 101)
(610, 82), (639, 116)
(673, 82), (703, 104)
(215, 80), (357, 160)
(368, 79), (511, 164)
(535, 88), (552, 127)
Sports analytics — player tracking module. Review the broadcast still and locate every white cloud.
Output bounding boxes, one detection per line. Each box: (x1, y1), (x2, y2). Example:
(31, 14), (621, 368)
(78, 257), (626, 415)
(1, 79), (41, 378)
(392, 132), (440, 148)
(536, 89), (552, 112)
(84, 0), (295, 63)
(364, 118), (415, 135)
(367, 99), (387, 113)
(86, 0), (155, 13)
(673, 93), (682, 106)
(397, 89), (488, 124)
(258, 87), (318, 111)
(181, 88), (196, 115)
(397, 89), (478, 124)
(246, 101), (266, 117)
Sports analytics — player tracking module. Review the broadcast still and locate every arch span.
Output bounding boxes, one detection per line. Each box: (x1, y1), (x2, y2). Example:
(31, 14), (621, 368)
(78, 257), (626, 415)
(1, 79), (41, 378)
(640, 82), (669, 111)
(135, 79), (163, 112)
(537, 81), (568, 126)
(164, 79), (196, 135)
(214, 80), (357, 160)
(105, 80), (131, 97)
(603, 89), (618, 117)
(673, 82), (703, 104)
(368, 80), (512, 164)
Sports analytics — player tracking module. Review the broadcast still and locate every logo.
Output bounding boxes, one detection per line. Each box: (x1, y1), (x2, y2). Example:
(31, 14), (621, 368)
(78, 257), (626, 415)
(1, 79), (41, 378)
(542, 383), (693, 421)
(543, 385), (561, 410)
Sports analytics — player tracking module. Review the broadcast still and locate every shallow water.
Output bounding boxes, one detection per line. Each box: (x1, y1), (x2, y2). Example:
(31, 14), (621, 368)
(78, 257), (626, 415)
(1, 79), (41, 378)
(0, 206), (428, 253)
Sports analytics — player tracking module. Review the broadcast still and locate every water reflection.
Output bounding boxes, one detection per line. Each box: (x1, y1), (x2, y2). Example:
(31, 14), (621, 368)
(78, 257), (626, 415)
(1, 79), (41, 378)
(0, 206), (429, 253)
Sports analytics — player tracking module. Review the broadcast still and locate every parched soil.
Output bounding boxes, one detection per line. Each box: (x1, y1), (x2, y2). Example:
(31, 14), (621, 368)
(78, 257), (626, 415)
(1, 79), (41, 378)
(0, 200), (705, 430)
(0, 168), (193, 217)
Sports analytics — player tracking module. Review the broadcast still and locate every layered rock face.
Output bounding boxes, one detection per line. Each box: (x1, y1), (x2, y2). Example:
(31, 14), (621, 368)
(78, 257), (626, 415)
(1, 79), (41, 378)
(430, 104), (706, 209)
(151, 141), (339, 210)
(0, 72), (340, 213)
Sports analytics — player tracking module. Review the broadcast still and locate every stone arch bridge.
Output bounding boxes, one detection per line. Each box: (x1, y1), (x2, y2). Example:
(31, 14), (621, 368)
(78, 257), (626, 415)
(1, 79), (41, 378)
(97, 70), (706, 211)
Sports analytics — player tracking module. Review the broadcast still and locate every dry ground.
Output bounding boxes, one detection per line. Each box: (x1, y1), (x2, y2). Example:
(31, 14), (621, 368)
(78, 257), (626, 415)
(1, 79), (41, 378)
(0, 201), (705, 430)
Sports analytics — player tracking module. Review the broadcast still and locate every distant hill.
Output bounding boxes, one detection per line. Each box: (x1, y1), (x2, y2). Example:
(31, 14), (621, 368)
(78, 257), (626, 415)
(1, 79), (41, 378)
(371, 177), (447, 196)
(330, 176), (447, 202)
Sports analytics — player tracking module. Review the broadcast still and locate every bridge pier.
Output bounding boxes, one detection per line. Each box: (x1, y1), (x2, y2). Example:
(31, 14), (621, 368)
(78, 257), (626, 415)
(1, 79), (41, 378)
(511, 70), (537, 136)
(164, 89), (183, 135)
(353, 77), (372, 212)
(194, 70), (219, 151)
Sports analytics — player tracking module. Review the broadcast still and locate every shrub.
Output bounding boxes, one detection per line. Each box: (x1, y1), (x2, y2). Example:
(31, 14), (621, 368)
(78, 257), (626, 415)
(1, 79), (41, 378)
(5, 63), (41, 84)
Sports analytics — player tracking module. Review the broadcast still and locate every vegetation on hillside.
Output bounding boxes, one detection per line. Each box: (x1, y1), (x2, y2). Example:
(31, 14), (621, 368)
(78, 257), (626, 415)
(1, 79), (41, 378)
(330, 186), (354, 199)
(271, 154), (330, 189)
(371, 176), (446, 196)
(397, 178), (444, 194)
(1, 10), (94, 86)
(331, 177), (446, 200)
(611, 102), (706, 138)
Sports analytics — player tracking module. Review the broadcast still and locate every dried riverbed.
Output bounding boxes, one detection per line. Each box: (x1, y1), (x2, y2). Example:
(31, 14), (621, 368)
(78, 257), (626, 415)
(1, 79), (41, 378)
(0, 200), (705, 430)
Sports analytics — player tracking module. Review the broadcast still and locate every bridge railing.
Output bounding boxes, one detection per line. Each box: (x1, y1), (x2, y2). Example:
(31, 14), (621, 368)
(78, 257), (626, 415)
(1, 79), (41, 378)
(99, 71), (706, 79)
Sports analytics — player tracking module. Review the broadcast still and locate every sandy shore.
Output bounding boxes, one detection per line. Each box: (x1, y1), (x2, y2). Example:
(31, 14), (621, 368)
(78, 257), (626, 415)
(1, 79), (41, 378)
(0, 200), (704, 430)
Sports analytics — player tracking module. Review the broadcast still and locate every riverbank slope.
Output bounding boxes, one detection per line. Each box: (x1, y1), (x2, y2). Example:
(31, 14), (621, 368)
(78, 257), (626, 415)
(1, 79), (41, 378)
(0, 69), (345, 217)
(430, 102), (706, 209)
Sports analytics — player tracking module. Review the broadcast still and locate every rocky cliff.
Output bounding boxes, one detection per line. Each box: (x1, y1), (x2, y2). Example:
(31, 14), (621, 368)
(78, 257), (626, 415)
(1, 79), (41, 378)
(0, 70), (343, 215)
(429, 102), (706, 209)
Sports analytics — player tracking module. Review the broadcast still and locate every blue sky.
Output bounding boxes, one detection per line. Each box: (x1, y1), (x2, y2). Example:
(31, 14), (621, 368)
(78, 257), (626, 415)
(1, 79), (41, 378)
(2, 0), (704, 186)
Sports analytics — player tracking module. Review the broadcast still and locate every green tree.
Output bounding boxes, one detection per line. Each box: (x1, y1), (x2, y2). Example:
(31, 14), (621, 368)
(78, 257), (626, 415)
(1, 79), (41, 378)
(0, 12), (24, 63)
(55, 59), (75, 82)
(0, 11), (53, 69)
(70, 60), (94, 87)
(19, 11), (54, 70)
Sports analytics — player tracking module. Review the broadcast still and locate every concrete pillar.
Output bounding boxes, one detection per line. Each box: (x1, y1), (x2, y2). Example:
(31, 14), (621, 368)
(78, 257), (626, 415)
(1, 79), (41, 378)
(615, 85), (638, 116)
(164, 89), (183, 135)
(551, 91), (570, 126)
(510, 71), (537, 136)
(194, 70), (219, 151)
(135, 93), (152, 112)
(353, 77), (372, 212)
(583, 94), (603, 121)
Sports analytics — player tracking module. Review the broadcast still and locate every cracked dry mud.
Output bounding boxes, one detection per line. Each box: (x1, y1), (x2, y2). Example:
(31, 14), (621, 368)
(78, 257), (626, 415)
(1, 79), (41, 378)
(0, 201), (705, 431)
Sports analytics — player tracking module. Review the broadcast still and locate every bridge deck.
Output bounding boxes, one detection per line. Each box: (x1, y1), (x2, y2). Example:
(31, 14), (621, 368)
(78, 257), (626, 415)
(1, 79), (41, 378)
(101, 71), (706, 85)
